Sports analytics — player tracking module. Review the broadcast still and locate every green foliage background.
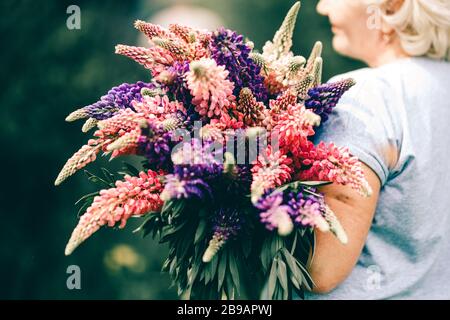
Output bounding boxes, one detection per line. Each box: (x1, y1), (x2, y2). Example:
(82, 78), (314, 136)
(0, 0), (363, 299)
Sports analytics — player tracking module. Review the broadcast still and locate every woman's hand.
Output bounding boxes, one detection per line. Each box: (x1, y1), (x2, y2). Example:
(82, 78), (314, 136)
(308, 162), (381, 294)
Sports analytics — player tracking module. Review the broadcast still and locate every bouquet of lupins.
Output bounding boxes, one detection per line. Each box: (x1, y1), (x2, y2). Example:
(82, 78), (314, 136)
(56, 1), (371, 299)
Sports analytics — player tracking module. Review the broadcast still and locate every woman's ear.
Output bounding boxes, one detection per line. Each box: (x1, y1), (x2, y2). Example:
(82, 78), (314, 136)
(380, 0), (403, 35)
(385, 0), (404, 15)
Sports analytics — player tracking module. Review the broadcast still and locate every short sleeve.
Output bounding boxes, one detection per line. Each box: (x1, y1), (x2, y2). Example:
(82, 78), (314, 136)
(312, 72), (399, 186)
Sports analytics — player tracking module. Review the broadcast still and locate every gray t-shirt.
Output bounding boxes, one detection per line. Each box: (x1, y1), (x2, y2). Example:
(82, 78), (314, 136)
(305, 57), (450, 299)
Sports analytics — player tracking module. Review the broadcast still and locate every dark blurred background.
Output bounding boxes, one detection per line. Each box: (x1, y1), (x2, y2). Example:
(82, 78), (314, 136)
(0, 0), (363, 299)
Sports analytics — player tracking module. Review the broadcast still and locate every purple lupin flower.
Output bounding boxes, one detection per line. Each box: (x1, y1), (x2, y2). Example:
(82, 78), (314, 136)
(165, 61), (191, 106)
(286, 191), (329, 231)
(305, 78), (355, 123)
(171, 139), (224, 177)
(209, 28), (268, 102)
(255, 190), (293, 236)
(137, 121), (175, 171)
(160, 171), (212, 201)
(160, 139), (224, 201)
(86, 82), (155, 120)
(164, 61), (202, 124)
(202, 208), (242, 262)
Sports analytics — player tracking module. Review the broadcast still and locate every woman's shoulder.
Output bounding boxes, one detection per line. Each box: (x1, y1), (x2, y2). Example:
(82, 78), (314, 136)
(329, 58), (450, 99)
(328, 65), (395, 94)
(327, 67), (393, 111)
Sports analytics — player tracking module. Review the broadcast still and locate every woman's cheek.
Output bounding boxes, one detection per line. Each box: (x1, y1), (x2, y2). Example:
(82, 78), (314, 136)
(332, 31), (352, 56)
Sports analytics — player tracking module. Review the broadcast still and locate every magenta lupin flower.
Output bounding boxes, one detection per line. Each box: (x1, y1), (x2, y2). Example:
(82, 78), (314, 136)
(298, 142), (372, 197)
(251, 147), (293, 203)
(272, 103), (320, 154)
(65, 170), (164, 255)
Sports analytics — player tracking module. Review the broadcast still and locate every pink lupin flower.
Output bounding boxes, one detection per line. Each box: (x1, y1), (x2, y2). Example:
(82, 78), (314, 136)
(54, 140), (106, 186)
(297, 142), (373, 197)
(237, 88), (267, 127)
(168, 24), (212, 60)
(96, 108), (145, 135)
(106, 128), (142, 159)
(56, 110), (147, 184)
(65, 170), (164, 255)
(115, 45), (174, 77)
(134, 20), (175, 40)
(132, 95), (186, 121)
(251, 146), (294, 203)
(56, 94), (186, 185)
(186, 58), (235, 119)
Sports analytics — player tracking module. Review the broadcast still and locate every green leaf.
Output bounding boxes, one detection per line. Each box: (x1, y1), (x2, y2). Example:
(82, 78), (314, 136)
(277, 260), (288, 293)
(289, 271), (301, 290)
(74, 191), (98, 206)
(282, 248), (302, 282)
(209, 253), (219, 280)
(225, 273), (235, 300)
(194, 219), (207, 244)
(242, 236), (252, 258)
(261, 238), (271, 271)
(161, 200), (174, 215)
(169, 257), (177, 275)
(122, 162), (140, 176)
(100, 167), (116, 185)
(189, 259), (201, 286)
(176, 233), (193, 263)
(228, 251), (240, 295)
(160, 220), (187, 242)
(268, 259), (277, 299)
(84, 170), (111, 187)
(204, 263), (211, 284)
(218, 251), (227, 291)
(295, 259), (315, 289)
(132, 212), (161, 238)
(170, 201), (186, 219)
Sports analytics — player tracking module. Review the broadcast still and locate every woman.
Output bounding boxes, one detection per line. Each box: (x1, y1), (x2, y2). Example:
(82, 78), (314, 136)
(305, 0), (450, 299)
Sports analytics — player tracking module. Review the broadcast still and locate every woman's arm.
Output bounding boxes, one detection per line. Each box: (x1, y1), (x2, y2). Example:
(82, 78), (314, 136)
(308, 163), (381, 294)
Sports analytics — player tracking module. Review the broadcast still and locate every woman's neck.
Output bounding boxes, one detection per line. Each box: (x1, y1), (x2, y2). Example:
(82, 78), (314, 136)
(365, 42), (410, 68)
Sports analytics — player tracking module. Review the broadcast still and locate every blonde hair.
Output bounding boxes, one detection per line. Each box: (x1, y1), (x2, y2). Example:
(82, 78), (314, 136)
(369, 0), (450, 60)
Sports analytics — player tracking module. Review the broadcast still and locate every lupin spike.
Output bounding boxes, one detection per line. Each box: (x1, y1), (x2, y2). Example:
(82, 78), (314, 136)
(306, 41), (323, 72)
(202, 234), (224, 263)
(249, 52), (269, 74)
(66, 108), (88, 122)
(294, 74), (314, 100)
(272, 1), (301, 57)
(152, 37), (187, 58)
(106, 129), (140, 152)
(81, 118), (98, 133)
(161, 117), (181, 132)
(288, 55), (307, 73)
(323, 205), (348, 244)
(311, 57), (323, 87)
(140, 87), (161, 97)
(134, 20), (171, 40)
(54, 143), (104, 186)
(115, 45), (154, 69)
